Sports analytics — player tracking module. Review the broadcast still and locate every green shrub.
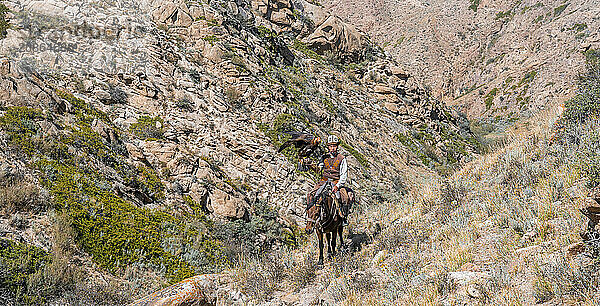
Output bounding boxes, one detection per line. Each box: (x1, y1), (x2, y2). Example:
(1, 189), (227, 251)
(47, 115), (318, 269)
(129, 115), (164, 140)
(214, 200), (294, 258)
(291, 39), (323, 61)
(65, 120), (112, 161)
(0, 239), (51, 305)
(340, 140), (370, 168)
(322, 96), (336, 113)
(396, 132), (439, 168)
(36, 159), (226, 283)
(495, 10), (514, 21)
(258, 113), (295, 150)
(0, 99), (229, 286)
(469, 0), (480, 12)
(563, 50), (600, 125)
(0, 2), (9, 39)
(258, 113), (322, 181)
(518, 70), (538, 86)
(584, 49), (600, 67)
(202, 35), (219, 45)
(137, 165), (166, 202)
(56, 90), (110, 123)
(256, 25), (276, 39)
(568, 23), (587, 32)
(484, 88), (498, 109)
(553, 3), (569, 17)
(0, 106), (44, 156)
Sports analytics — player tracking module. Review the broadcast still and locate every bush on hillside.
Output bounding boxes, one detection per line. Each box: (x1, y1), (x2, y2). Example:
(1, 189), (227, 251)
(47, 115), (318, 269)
(0, 2), (9, 39)
(213, 200), (292, 259)
(560, 50), (600, 188)
(563, 50), (600, 125)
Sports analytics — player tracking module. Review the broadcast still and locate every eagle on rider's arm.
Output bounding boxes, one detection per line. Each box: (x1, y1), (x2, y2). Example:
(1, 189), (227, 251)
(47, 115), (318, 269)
(278, 131), (323, 159)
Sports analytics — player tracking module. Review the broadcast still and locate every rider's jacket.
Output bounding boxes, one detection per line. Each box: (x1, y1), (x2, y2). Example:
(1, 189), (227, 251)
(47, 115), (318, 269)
(320, 152), (347, 186)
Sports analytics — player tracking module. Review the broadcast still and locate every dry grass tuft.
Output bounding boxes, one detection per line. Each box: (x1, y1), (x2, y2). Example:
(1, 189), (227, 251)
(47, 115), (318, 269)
(0, 179), (48, 214)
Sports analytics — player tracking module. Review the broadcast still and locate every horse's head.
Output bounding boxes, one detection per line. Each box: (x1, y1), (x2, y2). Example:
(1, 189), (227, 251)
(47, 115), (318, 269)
(305, 203), (319, 234)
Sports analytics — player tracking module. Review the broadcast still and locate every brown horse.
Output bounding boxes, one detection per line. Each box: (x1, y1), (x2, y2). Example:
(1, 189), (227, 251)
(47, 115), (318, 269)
(305, 181), (344, 265)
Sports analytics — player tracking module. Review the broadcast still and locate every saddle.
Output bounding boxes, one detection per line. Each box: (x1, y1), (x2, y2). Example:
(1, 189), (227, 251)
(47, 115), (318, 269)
(307, 181), (355, 219)
(307, 181), (332, 212)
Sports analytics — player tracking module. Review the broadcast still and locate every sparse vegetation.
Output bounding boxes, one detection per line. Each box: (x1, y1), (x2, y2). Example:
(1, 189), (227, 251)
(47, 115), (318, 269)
(553, 3), (569, 17)
(227, 28), (600, 306)
(175, 96), (195, 111)
(495, 10), (514, 22)
(224, 85), (242, 105)
(468, 0), (480, 12)
(484, 87), (499, 109)
(533, 14), (545, 23)
(291, 39), (323, 61)
(339, 140), (369, 169)
(202, 35), (219, 45)
(567, 23), (587, 32)
(518, 70), (538, 86)
(4, 0), (598, 303)
(129, 115), (164, 140)
(108, 85), (128, 104)
(256, 25), (277, 39)
(0, 178), (48, 214)
(0, 1), (9, 39)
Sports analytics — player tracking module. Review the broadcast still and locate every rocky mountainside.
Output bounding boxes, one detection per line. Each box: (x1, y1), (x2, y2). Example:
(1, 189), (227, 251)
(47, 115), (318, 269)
(126, 49), (600, 305)
(321, 0), (600, 123)
(0, 0), (480, 303)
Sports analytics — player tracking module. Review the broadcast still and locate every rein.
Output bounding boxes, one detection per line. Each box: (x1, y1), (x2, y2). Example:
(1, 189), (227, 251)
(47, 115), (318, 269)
(305, 181), (339, 230)
(317, 183), (336, 229)
(292, 209), (318, 223)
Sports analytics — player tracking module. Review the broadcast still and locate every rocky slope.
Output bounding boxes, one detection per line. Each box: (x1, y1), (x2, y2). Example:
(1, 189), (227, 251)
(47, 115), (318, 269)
(0, 0), (480, 303)
(321, 0), (600, 123)
(131, 50), (600, 305)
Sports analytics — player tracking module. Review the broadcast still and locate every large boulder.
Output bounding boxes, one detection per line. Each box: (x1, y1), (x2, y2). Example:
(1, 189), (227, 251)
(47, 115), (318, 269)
(128, 274), (246, 306)
(302, 15), (368, 62)
(152, 0), (193, 27)
(209, 189), (248, 219)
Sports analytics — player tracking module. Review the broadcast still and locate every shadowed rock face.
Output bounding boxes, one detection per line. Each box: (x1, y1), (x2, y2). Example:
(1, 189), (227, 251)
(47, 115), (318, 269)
(303, 15), (368, 62)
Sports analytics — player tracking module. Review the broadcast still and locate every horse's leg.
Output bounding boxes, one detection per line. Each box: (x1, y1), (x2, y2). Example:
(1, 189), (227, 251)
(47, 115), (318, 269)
(325, 232), (332, 258)
(337, 224), (343, 254)
(317, 230), (324, 266)
(331, 227), (337, 257)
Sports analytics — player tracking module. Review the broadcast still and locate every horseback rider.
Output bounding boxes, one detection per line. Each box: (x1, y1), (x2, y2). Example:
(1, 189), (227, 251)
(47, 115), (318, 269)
(305, 134), (350, 226)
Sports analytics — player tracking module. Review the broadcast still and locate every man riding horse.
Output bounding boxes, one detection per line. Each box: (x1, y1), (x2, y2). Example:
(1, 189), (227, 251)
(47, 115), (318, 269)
(304, 134), (350, 227)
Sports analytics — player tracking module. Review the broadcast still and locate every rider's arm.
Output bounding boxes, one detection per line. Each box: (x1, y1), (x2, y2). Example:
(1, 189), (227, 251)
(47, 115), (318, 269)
(336, 158), (347, 188)
(315, 154), (326, 171)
